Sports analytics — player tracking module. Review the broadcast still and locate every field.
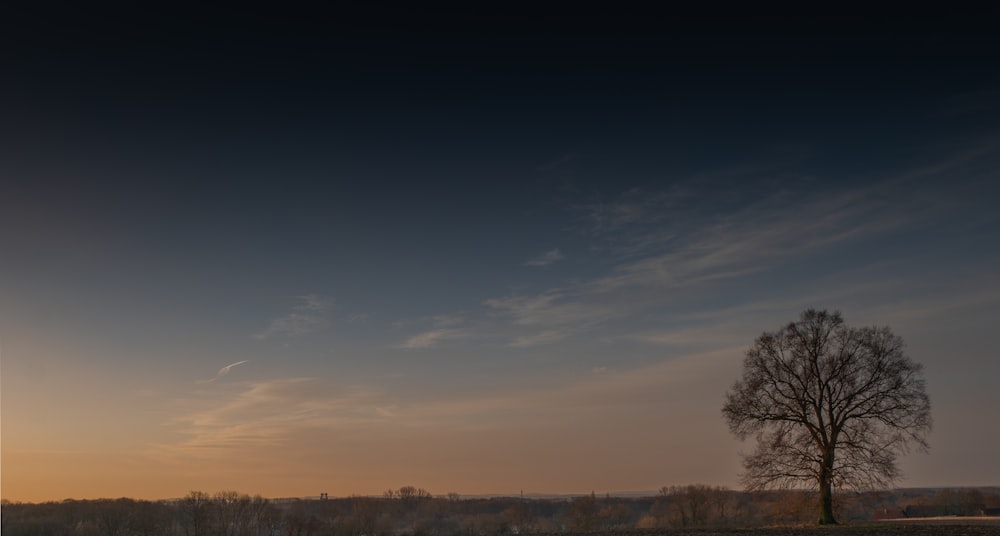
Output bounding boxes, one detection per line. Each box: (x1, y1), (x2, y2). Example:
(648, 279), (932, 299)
(546, 519), (1000, 535)
(6, 493), (1000, 536)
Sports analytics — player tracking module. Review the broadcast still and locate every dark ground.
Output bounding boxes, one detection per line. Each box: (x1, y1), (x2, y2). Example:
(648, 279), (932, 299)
(548, 520), (1000, 535)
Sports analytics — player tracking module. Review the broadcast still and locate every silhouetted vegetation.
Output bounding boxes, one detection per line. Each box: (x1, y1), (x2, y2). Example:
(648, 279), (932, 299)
(3, 486), (998, 536)
(723, 310), (932, 524)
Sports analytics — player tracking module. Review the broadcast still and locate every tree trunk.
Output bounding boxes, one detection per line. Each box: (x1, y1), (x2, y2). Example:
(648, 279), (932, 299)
(819, 482), (836, 524)
(818, 450), (837, 525)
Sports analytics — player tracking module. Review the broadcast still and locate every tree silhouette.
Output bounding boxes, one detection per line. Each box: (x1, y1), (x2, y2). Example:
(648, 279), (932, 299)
(722, 309), (931, 524)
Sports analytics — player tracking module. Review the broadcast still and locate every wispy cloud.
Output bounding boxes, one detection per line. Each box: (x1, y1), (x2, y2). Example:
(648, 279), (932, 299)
(198, 360), (248, 383)
(429, 160), (989, 349)
(149, 343), (743, 469)
(253, 294), (330, 339)
(153, 378), (388, 458)
(431, 313), (467, 327)
(398, 329), (467, 349)
(584, 188), (906, 289)
(390, 345), (744, 428)
(484, 292), (613, 328)
(510, 330), (572, 348)
(393, 313), (474, 348)
(482, 292), (612, 347)
(523, 248), (564, 267)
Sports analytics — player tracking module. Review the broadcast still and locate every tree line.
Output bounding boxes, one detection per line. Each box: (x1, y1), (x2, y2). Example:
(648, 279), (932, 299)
(4, 486), (998, 536)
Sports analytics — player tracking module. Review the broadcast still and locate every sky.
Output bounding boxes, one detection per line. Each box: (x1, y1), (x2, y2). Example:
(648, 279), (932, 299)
(2, 7), (1000, 502)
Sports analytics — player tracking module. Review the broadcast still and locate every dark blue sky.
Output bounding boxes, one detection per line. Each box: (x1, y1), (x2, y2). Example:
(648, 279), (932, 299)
(3, 6), (999, 500)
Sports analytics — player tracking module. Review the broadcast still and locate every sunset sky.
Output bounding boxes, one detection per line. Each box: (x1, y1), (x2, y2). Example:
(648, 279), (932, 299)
(3, 8), (999, 502)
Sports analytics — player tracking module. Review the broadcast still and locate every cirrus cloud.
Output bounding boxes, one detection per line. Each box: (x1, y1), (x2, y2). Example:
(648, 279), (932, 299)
(253, 294), (331, 340)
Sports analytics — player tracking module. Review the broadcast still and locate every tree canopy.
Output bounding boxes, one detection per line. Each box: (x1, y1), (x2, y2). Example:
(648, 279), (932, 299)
(722, 309), (931, 524)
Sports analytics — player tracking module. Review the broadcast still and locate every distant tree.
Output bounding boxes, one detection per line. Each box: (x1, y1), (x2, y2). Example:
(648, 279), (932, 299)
(597, 502), (632, 530)
(212, 490), (242, 536)
(567, 493), (597, 531)
(722, 309), (932, 524)
(660, 485), (735, 527)
(93, 498), (136, 536)
(706, 486), (735, 526)
(179, 491), (214, 536)
(348, 496), (380, 536)
(283, 501), (321, 536)
(658, 485), (711, 527)
(680, 485), (710, 526)
(131, 499), (169, 536)
(0, 500), (10, 534)
(394, 486), (431, 502)
(501, 502), (535, 533)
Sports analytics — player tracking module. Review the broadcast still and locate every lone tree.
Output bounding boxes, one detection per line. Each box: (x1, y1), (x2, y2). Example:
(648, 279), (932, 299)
(722, 309), (931, 524)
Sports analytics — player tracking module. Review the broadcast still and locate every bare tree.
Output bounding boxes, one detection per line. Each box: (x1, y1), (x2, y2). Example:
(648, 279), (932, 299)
(722, 309), (931, 524)
(213, 490), (242, 536)
(179, 491), (214, 536)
